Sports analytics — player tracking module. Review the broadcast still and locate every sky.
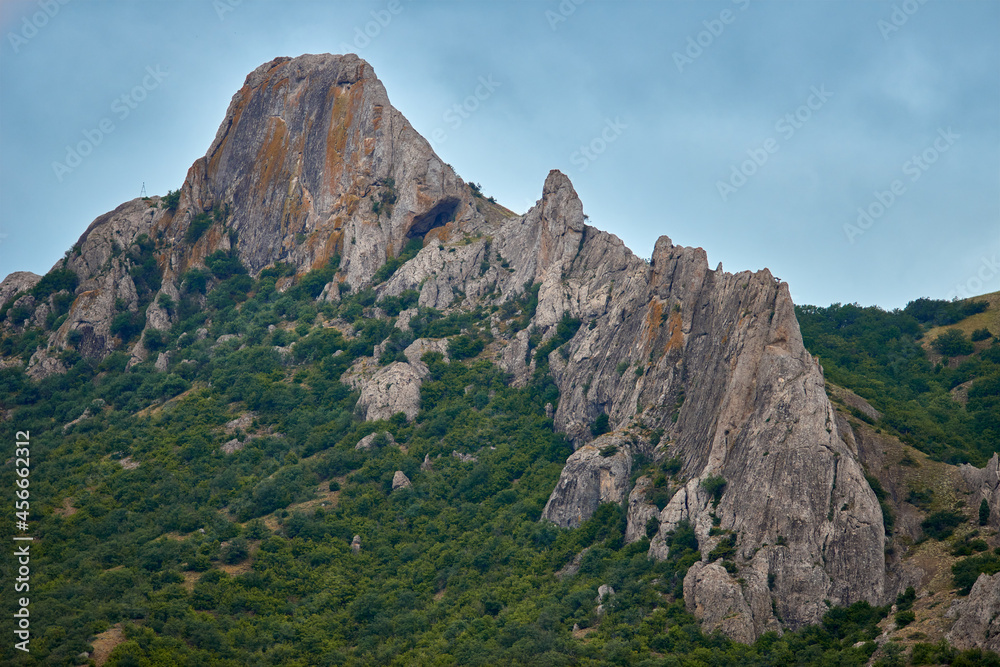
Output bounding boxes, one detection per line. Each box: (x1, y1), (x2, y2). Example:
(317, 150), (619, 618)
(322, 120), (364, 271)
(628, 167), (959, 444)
(0, 0), (997, 309)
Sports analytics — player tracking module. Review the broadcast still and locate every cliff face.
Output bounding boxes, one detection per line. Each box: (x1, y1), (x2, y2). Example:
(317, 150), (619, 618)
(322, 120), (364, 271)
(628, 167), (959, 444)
(0, 53), (889, 642)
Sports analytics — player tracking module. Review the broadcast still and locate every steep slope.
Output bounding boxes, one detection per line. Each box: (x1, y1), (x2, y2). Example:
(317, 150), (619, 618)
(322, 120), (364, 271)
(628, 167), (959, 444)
(1, 53), (888, 645)
(1, 54), (474, 378)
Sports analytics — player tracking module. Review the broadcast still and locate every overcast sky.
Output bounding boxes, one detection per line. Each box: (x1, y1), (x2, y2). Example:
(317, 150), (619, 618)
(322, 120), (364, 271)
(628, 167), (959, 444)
(1, 0), (997, 309)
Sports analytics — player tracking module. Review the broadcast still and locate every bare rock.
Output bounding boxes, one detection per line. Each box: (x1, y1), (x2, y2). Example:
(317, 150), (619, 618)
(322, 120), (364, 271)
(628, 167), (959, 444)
(625, 476), (660, 544)
(596, 584), (615, 602)
(541, 433), (632, 528)
(351, 535), (362, 554)
(960, 454), (1000, 527)
(684, 562), (757, 644)
(403, 338), (449, 367)
(452, 451), (477, 463)
(225, 412), (255, 433)
(0, 271), (41, 306)
(221, 439), (245, 455)
(392, 471), (412, 490)
(947, 572), (1000, 652)
(396, 308), (418, 331)
(421, 453), (433, 471)
(344, 359), (423, 422)
(154, 352), (170, 372)
(356, 431), (397, 451)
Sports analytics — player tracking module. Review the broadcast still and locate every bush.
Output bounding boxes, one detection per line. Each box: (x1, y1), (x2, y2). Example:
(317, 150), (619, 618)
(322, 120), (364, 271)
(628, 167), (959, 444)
(953, 552), (1000, 595)
(448, 334), (484, 360)
(932, 329), (974, 357)
(204, 250), (246, 280)
(185, 212), (212, 243)
(972, 328), (993, 342)
(591, 413), (610, 437)
(980, 498), (990, 526)
(893, 610), (914, 627)
(143, 329), (169, 353)
(162, 189), (181, 210)
(701, 475), (727, 503)
(921, 510), (965, 540)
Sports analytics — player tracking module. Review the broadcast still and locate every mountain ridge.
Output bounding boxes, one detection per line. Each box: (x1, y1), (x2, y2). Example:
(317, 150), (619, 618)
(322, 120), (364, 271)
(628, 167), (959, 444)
(2, 54), (998, 662)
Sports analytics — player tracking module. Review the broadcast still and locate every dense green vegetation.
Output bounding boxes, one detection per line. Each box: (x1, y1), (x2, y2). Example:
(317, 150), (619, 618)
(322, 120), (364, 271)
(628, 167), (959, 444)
(2, 249), (999, 664)
(796, 298), (999, 464)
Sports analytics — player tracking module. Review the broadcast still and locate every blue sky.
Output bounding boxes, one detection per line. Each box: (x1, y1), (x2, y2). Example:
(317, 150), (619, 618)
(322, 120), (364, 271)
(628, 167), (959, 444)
(1, 0), (997, 308)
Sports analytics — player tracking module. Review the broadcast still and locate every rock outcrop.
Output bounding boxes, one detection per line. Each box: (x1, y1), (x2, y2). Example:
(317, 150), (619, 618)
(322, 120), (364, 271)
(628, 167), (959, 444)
(392, 471), (412, 491)
(960, 454), (1000, 527)
(948, 573), (1000, 652)
(541, 433), (633, 528)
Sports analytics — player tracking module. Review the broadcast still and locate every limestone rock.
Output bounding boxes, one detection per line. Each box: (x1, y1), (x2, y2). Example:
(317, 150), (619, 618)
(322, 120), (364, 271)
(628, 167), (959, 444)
(960, 454), (1000, 527)
(596, 584), (615, 602)
(392, 471), (412, 490)
(355, 431), (397, 451)
(403, 338), (449, 367)
(348, 361), (423, 422)
(225, 413), (255, 433)
(0, 271), (41, 306)
(541, 433), (632, 528)
(221, 439), (245, 455)
(624, 476), (660, 544)
(155, 352), (170, 372)
(684, 562), (758, 644)
(947, 572), (1000, 652)
(351, 535), (361, 554)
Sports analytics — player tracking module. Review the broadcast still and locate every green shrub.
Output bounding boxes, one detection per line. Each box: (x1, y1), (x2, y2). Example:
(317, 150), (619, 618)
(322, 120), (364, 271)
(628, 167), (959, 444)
(953, 552), (1000, 594)
(921, 510), (965, 540)
(701, 475), (727, 503)
(162, 189), (181, 210)
(185, 212), (212, 243)
(932, 329), (974, 357)
(591, 413), (610, 437)
(972, 328), (993, 342)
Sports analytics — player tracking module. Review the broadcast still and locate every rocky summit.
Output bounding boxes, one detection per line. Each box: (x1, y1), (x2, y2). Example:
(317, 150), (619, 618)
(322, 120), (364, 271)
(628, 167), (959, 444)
(2, 54), (999, 662)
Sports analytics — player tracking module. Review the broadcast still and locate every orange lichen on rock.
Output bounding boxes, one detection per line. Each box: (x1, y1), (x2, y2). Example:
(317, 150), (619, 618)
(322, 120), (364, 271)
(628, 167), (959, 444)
(644, 299), (664, 351)
(665, 307), (684, 353)
(254, 116), (290, 200)
(324, 82), (360, 196)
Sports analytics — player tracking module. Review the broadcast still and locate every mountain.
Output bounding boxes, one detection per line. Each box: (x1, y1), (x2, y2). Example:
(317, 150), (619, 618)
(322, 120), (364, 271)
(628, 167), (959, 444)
(1, 54), (998, 665)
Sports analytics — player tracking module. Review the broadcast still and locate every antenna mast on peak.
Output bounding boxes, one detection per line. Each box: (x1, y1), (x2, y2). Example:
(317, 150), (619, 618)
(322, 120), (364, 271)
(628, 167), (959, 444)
(140, 182), (147, 198)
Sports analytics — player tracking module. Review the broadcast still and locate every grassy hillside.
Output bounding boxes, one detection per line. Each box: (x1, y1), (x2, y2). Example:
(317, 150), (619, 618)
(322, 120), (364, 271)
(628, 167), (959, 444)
(796, 294), (999, 465)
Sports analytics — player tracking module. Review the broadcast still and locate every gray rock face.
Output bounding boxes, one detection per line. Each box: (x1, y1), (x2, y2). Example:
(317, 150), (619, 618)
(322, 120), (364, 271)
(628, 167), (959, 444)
(195, 54), (475, 287)
(960, 454), (1000, 527)
(355, 431), (397, 451)
(541, 433), (633, 528)
(947, 573), (1000, 652)
(624, 477), (660, 544)
(392, 471), (412, 490)
(342, 357), (423, 422)
(498, 173), (886, 638)
(0, 271), (40, 306)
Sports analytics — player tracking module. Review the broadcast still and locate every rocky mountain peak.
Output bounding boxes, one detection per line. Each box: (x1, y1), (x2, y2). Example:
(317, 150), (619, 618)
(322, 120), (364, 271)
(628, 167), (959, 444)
(1, 54), (894, 644)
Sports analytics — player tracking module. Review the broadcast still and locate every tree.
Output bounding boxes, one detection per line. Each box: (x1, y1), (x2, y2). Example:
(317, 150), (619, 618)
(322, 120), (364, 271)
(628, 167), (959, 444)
(980, 498), (991, 526)
(591, 413), (610, 437)
(932, 329), (973, 357)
